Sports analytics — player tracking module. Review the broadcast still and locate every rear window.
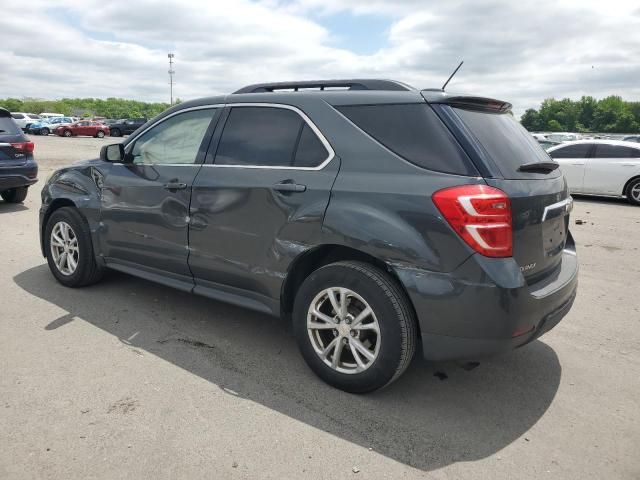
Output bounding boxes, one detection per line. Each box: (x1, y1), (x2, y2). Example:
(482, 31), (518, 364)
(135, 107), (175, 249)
(337, 104), (475, 175)
(453, 108), (559, 179)
(0, 116), (20, 134)
(594, 144), (639, 158)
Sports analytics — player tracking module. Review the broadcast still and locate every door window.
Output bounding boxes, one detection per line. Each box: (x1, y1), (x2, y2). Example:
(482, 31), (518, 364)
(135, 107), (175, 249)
(215, 106), (329, 168)
(593, 144), (639, 158)
(130, 109), (217, 165)
(549, 143), (592, 158)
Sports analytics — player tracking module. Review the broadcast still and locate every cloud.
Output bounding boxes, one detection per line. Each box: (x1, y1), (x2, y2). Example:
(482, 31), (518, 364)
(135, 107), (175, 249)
(1, 0), (639, 116)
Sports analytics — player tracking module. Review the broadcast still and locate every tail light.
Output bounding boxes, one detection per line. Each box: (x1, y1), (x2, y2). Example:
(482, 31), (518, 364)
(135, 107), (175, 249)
(432, 185), (512, 257)
(11, 142), (35, 153)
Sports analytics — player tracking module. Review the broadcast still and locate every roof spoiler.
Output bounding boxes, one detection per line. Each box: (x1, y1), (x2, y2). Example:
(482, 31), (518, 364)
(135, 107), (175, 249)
(422, 90), (512, 113)
(234, 79), (415, 94)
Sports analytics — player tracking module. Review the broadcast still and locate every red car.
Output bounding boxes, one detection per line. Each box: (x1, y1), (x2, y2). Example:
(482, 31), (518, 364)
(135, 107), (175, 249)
(56, 121), (110, 138)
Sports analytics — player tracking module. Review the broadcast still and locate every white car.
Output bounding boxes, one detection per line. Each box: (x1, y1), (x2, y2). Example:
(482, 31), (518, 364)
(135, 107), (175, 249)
(548, 140), (640, 205)
(10, 112), (41, 131)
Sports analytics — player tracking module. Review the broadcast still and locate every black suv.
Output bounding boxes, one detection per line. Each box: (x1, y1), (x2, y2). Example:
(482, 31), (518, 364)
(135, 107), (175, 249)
(108, 118), (147, 137)
(1, 108), (37, 203)
(39, 80), (578, 392)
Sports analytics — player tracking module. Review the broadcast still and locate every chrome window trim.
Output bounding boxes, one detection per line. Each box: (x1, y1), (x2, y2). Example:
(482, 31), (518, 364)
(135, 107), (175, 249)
(120, 102), (335, 171)
(209, 103), (335, 171)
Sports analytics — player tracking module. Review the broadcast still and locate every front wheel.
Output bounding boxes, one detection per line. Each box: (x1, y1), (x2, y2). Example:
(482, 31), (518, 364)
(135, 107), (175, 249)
(40, 127), (50, 136)
(45, 207), (105, 287)
(626, 178), (640, 206)
(96, 130), (105, 138)
(110, 128), (121, 137)
(293, 261), (417, 393)
(63, 130), (72, 137)
(1, 187), (28, 203)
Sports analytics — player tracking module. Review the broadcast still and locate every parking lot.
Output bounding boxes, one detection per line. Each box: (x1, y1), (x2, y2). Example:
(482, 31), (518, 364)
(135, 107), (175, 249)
(1, 134), (639, 479)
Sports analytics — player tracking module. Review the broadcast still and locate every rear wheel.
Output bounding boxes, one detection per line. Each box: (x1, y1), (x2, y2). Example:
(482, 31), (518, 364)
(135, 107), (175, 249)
(626, 178), (640, 206)
(110, 128), (121, 137)
(45, 207), (104, 287)
(1, 187), (28, 203)
(41, 127), (50, 136)
(293, 261), (417, 393)
(63, 130), (72, 137)
(96, 130), (105, 138)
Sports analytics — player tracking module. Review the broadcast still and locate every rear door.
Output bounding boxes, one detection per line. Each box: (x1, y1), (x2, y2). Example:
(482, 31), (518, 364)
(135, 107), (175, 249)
(583, 143), (640, 195)
(548, 143), (593, 193)
(189, 104), (339, 304)
(444, 105), (572, 282)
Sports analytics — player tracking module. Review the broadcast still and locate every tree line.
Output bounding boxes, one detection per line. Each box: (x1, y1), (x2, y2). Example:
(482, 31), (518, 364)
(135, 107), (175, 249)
(0, 97), (173, 120)
(520, 96), (640, 133)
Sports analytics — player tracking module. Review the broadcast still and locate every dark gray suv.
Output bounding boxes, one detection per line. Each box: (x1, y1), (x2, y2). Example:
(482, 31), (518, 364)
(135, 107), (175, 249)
(40, 80), (578, 392)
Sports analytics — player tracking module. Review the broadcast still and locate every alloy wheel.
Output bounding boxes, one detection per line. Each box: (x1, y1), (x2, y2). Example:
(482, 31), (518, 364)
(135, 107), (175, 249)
(50, 221), (79, 276)
(307, 287), (381, 374)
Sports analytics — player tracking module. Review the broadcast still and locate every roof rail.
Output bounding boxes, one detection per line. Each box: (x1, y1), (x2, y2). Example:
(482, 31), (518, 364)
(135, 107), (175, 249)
(233, 79), (415, 94)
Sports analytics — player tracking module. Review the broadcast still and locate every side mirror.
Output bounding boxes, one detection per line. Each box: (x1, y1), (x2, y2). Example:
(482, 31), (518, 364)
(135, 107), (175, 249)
(100, 143), (126, 163)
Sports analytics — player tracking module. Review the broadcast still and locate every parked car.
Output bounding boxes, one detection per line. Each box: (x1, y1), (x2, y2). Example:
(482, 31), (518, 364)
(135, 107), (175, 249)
(40, 79), (578, 392)
(10, 112), (42, 131)
(29, 117), (75, 135)
(56, 121), (110, 138)
(0, 108), (37, 203)
(546, 132), (582, 142)
(39, 113), (64, 119)
(622, 135), (640, 143)
(548, 140), (640, 205)
(108, 118), (147, 137)
(538, 139), (563, 150)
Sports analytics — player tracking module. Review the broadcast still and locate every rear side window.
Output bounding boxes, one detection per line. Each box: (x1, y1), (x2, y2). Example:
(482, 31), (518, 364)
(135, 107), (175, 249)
(594, 144), (639, 158)
(0, 116), (20, 134)
(337, 104), (474, 175)
(11, 114), (24, 119)
(453, 108), (559, 179)
(549, 143), (592, 159)
(215, 107), (329, 168)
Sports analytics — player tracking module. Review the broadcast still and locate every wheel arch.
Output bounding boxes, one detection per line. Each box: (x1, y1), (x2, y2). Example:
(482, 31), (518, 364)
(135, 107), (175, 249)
(40, 198), (77, 256)
(280, 244), (419, 334)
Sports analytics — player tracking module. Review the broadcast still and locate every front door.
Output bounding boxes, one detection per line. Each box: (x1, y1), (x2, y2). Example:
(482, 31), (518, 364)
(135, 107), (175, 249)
(100, 108), (220, 280)
(189, 105), (339, 309)
(583, 143), (639, 195)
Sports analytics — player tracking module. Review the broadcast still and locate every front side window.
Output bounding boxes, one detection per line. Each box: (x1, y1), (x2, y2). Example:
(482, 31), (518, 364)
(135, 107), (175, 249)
(216, 106), (320, 167)
(549, 143), (592, 159)
(11, 114), (24, 119)
(131, 109), (217, 165)
(594, 144), (639, 158)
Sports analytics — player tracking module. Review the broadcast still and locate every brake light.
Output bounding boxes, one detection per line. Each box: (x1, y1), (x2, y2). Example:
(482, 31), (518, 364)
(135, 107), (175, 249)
(11, 142), (35, 153)
(432, 185), (512, 258)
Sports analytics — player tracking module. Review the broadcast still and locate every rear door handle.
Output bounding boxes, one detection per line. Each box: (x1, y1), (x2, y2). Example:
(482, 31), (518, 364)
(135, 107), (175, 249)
(164, 182), (187, 191)
(273, 182), (306, 193)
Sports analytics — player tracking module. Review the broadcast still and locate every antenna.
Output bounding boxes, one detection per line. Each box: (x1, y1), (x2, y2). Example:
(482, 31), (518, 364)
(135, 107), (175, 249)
(441, 61), (464, 91)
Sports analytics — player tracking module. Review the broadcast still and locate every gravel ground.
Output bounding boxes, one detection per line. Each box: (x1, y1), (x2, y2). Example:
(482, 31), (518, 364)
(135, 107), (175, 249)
(1, 134), (639, 479)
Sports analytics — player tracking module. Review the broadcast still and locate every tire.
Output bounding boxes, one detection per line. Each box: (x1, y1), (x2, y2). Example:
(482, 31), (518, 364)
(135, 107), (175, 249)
(293, 261), (417, 393)
(63, 130), (72, 137)
(1, 187), (28, 203)
(110, 128), (121, 137)
(626, 178), (640, 206)
(44, 207), (105, 287)
(41, 127), (50, 136)
(96, 130), (105, 138)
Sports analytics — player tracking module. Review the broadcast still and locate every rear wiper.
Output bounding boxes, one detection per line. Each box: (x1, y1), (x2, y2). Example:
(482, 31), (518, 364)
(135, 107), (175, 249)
(518, 161), (559, 173)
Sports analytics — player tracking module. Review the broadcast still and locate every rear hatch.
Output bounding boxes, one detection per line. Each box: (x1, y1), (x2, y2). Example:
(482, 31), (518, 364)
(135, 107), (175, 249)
(0, 113), (32, 167)
(429, 95), (571, 282)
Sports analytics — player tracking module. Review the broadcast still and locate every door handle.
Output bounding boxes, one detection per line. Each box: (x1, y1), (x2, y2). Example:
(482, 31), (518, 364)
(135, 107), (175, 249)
(163, 182), (187, 191)
(273, 181), (306, 193)
(571, 163), (584, 166)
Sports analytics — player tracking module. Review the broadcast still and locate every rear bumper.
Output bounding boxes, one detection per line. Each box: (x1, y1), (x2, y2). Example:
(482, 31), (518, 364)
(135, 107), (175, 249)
(0, 162), (38, 190)
(395, 233), (578, 362)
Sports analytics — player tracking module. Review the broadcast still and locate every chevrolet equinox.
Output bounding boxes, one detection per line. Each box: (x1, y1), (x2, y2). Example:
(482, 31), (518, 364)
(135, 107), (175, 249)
(40, 80), (578, 392)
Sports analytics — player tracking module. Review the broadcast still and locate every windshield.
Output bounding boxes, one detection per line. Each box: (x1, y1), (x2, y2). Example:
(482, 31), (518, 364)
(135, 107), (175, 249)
(453, 107), (560, 179)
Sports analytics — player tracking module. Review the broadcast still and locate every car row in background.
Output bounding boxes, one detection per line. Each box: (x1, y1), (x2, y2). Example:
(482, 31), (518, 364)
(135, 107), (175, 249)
(0, 108), (37, 204)
(28, 117), (75, 135)
(548, 140), (640, 205)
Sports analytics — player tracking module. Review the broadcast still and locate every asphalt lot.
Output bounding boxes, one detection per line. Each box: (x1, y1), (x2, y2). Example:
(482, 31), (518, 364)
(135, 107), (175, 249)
(1, 134), (639, 479)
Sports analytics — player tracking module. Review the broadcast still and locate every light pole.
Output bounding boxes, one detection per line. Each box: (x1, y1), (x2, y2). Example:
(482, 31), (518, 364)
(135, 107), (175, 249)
(168, 53), (175, 105)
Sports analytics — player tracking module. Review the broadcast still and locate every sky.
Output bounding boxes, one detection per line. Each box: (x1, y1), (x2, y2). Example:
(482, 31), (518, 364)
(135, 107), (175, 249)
(1, 0), (639, 116)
